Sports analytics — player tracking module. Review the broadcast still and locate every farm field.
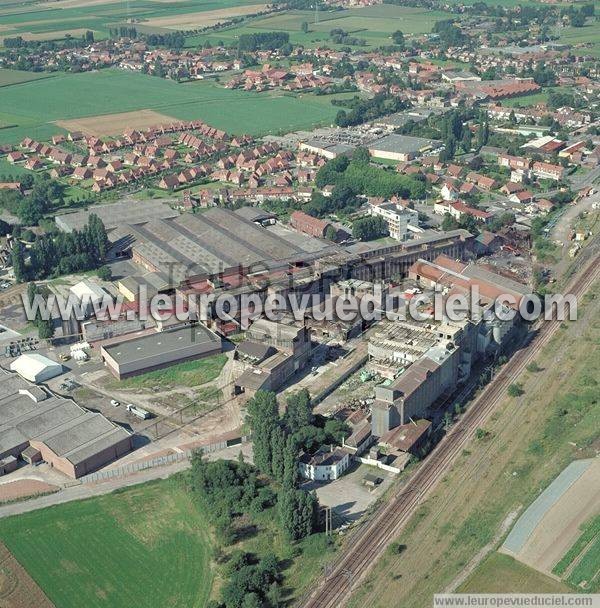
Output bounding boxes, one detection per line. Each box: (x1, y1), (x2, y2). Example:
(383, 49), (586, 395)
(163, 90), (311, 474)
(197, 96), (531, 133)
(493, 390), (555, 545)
(347, 281), (600, 608)
(54, 109), (180, 136)
(0, 478), (214, 608)
(189, 5), (454, 48)
(500, 458), (600, 587)
(459, 553), (571, 594)
(0, 69), (343, 144)
(0, 542), (55, 608)
(0, 68), (54, 87)
(556, 24), (600, 57)
(0, 0), (267, 41)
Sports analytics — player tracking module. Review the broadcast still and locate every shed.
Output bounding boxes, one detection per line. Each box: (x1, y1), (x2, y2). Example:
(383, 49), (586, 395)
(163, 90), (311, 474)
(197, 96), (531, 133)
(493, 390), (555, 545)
(10, 354), (63, 384)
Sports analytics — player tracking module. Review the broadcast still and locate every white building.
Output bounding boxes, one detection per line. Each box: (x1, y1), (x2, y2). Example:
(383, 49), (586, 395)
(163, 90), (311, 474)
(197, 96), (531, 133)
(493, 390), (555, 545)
(369, 202), (419, 241)
(298, 446), (351, 481)
(10, 353), (63, 384)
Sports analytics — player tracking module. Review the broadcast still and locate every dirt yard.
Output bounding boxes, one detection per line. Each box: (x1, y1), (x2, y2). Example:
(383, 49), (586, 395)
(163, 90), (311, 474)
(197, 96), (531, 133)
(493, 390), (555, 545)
(514, 459), (600, 576)
(54, 109), (179, 136)
(0, 480), (60, 504)
(0, 542), (55, 608)
(144, 4), (270, 29)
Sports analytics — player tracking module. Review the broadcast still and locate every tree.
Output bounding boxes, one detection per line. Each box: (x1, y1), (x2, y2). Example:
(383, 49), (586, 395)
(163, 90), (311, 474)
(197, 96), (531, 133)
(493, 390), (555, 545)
(507, 383), (524, 397)
(246, 391), (279, 475)
(352, 215), (388, 241)
(37, 318), (54, 340)
(285, 389), (313, 431)
(97, 265), (112, 281)
(279, 488), (318, 540)
(301, 21), (309, 33)
(11, 241), (27, 283)
(392, 30), (405, 48)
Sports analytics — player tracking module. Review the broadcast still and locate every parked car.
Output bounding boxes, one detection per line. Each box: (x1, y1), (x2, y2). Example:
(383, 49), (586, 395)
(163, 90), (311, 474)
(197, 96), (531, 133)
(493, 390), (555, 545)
(110, 399), (120, 407)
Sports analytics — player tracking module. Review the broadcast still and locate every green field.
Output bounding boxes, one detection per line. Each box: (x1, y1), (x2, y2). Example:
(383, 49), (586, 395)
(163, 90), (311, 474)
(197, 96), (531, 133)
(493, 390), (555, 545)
(553, 514), (600, 592)
(106, 352), (228, 390)
(0, 478), (214, 608)
(459, 553), (571, 594)
(556, 23), (600, 57)
(0, 69), (345, 144)
(189, 5), (454, 48)
(0, 0), (264, 41)
(0, 68), (55, 87)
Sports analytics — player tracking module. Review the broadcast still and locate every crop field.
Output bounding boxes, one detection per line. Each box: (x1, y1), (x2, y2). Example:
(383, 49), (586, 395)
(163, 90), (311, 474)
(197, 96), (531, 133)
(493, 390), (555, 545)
(0, 69), (344, 144)
(0, 479), (214, 608)
(0, 68), (54, 87)
(556, 24), (600, 57)
(459, 553), (571, 594)
(54, 109), (180, 136)
(190, 5), (454, 48)
(0, 0), (267, 41)
(0, 542), (55, 608)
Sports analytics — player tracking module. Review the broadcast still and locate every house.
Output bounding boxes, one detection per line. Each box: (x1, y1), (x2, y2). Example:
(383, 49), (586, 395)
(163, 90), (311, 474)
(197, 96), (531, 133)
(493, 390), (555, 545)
(158, 174), (180, 190)
(7, 151), (24, 164)
(24, 157), (43, 171)
(509, 190), (534, 204)
(532, 161), (565, 181)
(501, 181), (525, 196)
(72, 167), (92, 180)
(441, 183), (459, 201)
(535, 198), (554, 213)
(298, 446), (351, 481)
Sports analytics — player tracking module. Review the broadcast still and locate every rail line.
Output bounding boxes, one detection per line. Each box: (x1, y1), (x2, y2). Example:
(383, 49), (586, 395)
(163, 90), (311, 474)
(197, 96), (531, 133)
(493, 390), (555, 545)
(299, 249), (600, 608)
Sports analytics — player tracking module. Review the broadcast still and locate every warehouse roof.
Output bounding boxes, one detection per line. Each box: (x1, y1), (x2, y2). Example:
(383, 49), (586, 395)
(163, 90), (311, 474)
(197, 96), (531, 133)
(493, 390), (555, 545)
(55, 199), (179, 233)
(369, 134), (442, 155)
(102, 324), (221, 365)
(0, 370), (131, 465)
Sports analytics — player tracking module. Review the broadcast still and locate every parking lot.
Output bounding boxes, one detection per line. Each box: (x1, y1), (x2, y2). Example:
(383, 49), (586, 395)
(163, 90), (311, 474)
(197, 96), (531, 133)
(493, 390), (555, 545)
(301, 463), (396, 528)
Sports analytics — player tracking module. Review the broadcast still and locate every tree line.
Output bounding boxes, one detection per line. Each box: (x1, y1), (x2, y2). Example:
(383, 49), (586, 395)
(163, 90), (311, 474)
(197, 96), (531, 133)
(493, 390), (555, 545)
(12, 214), (109, 283)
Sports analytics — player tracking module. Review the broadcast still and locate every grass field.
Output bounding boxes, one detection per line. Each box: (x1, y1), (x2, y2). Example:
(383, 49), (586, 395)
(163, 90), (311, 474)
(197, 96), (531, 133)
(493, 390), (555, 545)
(106, 352), (228, 390)
(189, 5), (454, 48)
(0, 69), (343, 144)
(0, 68), (54, 87)
(347, 279), (600, 608)
(459, 553), (571, 593)
(0, 478), (214, 608)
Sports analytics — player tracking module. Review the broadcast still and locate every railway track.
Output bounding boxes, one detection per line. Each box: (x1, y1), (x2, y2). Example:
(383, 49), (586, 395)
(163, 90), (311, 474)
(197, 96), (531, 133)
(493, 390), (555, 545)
(300, 249), (600, 608)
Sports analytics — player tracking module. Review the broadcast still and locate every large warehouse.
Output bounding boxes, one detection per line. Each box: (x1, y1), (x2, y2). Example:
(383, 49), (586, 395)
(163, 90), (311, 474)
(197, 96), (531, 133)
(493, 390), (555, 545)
(108, 206), (337, 283)
(100, 323), (223, 379)
(0, 369), (132, 478)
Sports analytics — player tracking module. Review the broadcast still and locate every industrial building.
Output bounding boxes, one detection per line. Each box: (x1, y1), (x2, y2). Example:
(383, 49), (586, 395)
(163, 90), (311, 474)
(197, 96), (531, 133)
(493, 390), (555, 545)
(234, 318), (312, 395)
(109, 207), (337, 284)
(101, 323), (223, 379)
(10, 353), (63, 384)
(367, 134), (443, 162)
(0, 369), (132, 478)
(55, 199), (179, 233)
(369, 256), (529, 437)
(298, 128), (443, 162)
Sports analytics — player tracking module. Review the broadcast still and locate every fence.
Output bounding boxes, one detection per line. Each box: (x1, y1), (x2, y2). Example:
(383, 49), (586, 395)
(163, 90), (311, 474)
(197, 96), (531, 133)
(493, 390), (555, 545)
(79, 435), (247, 484)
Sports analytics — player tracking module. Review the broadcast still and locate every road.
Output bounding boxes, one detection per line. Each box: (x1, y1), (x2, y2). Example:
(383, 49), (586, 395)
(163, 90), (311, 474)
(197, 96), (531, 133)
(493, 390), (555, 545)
(298, 239), (600, 608)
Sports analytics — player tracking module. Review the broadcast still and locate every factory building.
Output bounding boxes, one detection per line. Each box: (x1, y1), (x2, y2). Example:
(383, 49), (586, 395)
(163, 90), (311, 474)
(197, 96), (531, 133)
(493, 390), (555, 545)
(101, 323), (223, 379)
(0, 370), (132, 478)
(234, 319), (312, 396)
